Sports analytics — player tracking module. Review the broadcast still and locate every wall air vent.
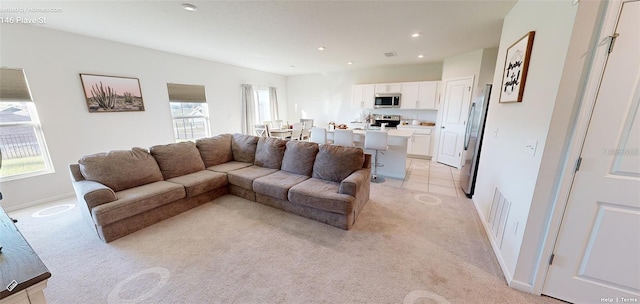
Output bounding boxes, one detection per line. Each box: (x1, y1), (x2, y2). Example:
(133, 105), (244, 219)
(384, 52), (397, 57)
(488, 187), (511, 248)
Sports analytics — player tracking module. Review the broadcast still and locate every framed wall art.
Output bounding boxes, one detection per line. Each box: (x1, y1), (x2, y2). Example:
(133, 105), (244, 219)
(499, 31), (535, 103)
(80, 74), (145, 112)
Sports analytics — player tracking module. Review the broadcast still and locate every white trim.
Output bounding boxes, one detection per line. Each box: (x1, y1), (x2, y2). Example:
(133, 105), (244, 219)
(510, 280), (534, 293)
(534, 0), (625, 295)
(472, 196), (514, 284)
(1, 192), (74, 212)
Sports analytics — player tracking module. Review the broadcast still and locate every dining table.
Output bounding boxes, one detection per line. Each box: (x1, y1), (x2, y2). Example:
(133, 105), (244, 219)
(269, 128), (292, 139)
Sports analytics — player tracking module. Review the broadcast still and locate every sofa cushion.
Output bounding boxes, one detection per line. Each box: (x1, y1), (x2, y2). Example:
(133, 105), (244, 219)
(281, 140), (319, 176)
(288, 178), (355, 215)
(231, 133), (259, 163)
(91, 181), (186, 226)
(79, 147), (164, 192)
(196, 134), (233, 167)
(166, 170), (228, 197)
(254, 137), (287, 169)
(227, 165), (278, 191)
(207, 161), (253, 173)
(253, 170), (309, 201)
(312, 145), (365, 183)
(150, 141), (205, 180)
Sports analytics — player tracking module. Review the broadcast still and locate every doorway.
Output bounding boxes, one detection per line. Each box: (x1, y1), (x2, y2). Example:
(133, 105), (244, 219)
(437, 76), (474, 168)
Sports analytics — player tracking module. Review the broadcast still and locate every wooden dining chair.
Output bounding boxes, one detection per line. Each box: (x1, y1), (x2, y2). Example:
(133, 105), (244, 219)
(254, 124), (270, 137)
(288, 122), (303, 140)
(300, 119), (314, 129)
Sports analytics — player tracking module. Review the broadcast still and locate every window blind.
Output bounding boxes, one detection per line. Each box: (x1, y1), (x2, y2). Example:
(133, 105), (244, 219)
(0, 68), (33, 101)
(167, 83), (206, 103)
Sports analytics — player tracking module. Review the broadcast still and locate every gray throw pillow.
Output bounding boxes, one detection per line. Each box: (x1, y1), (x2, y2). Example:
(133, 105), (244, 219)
(254, 137), (287, 169)
(150, 141), (205, 179)
(281, 140), (319, 176)
(79, 147), (163, 192)
(312, 145), (364, 183)
(231, 133), (259, 163)
(196, 134), (233, 167)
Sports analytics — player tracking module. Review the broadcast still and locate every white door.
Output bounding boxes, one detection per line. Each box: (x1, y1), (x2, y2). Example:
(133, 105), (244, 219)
(543, 1), (640, 303)
(437, 77), (473, 168)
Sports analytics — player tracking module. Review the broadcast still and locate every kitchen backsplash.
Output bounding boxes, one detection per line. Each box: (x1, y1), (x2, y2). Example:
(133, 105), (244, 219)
(357, 108), (438, 123)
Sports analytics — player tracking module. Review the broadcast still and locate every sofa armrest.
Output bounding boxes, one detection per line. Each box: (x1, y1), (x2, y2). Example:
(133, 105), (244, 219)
(339, 168), (370, 197)
(73, 180), (117, 210)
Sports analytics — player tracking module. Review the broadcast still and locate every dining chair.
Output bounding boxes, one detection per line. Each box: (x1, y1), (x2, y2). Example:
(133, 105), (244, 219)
(272, 120), (284, 129)
(300, 119), (314, 129)
(332, 129), (354, 147)
(364, 130), (388, 183)
(254, 124), (270, 137)
(301, 127), (311, 141)
(287, 122), (303, 140)
(309, 127), (327, 144)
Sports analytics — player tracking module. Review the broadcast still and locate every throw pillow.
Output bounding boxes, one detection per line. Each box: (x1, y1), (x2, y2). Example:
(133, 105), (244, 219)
(196, 134), (233, 167)
(79, 147), (163, 192)
(281, 140), (319, 176)
(231, 133), (259, 163)
(150, 141), (205, 179)
(312, 145), (364, 183)
(254, 137), (287, 169)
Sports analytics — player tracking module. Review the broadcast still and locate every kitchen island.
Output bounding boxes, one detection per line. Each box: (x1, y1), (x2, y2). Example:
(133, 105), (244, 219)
(327, 129), (411, 179)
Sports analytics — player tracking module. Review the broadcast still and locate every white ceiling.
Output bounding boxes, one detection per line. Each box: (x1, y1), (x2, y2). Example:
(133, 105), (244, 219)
(1, 0), (517, 76)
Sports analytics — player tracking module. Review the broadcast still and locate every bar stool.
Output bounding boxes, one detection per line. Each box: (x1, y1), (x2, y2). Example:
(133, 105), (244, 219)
(333, 129), (354, 147)
(309, 127), (327, 144)
(364, 130), (388, 183)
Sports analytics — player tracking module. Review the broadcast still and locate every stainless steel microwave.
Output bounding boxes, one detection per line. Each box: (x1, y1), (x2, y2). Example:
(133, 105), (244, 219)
(374, 94), (401, 108)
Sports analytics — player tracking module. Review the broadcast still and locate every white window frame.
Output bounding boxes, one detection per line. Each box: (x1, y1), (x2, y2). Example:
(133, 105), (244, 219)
(253, 87), (271, 124)
(0, 102), (54, 181)
(169, 102), (211, 142)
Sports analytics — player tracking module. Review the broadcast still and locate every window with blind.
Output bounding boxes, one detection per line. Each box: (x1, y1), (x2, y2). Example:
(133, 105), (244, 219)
(0, 68), (54, 180)
(167, 83), (210, 142)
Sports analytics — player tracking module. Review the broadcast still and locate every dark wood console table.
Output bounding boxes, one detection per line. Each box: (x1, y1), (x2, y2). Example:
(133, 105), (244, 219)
(0, 207), (50, 304)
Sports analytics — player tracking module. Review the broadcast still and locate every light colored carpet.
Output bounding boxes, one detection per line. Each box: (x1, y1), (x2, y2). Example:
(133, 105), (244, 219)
(9, 184), (562, 304)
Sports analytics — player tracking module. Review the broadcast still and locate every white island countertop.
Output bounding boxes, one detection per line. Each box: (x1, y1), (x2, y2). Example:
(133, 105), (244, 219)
(326, 128), (409, 179)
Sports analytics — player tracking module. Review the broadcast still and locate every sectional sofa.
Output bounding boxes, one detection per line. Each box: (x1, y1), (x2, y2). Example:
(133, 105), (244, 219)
(69, 133), (371, 242)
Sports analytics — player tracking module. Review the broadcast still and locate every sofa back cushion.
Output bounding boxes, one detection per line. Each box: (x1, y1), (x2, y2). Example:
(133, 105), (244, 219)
(281, 140), (319, 176)
(254, 137), (287, 169)
(196, 134), (233, 167)
(231, 133), (259, 163)
(150, 141), (205, 179)
(312, 145), (365, 183)
(78, 147), (164, 192)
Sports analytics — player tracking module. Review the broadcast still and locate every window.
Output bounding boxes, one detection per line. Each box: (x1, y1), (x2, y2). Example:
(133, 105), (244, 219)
(167, 83), (210, 142)
(254, 88), (271, 123)
(0, 68), (54, 180)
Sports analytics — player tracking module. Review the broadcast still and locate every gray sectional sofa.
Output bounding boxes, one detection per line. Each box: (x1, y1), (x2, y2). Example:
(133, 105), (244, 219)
(69, 133), (371, 242)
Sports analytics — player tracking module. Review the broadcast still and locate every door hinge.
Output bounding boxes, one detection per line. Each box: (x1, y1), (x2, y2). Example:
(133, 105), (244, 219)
(575, 157), (583, 172)
(468, 86), (471, 92)
(608, 33), (619, 54)
(458, 152), (461, 157)
(549, 253), (555, 265)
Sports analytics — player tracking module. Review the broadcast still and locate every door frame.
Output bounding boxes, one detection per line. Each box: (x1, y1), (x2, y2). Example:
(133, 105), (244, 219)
(533, 0), (627, 295)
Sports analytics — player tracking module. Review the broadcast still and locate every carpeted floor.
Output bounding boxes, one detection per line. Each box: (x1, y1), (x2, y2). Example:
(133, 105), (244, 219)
(9, 184), (563, 304)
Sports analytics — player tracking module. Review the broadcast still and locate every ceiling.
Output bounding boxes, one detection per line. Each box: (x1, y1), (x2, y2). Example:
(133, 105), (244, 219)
(1, 0), (517, 76)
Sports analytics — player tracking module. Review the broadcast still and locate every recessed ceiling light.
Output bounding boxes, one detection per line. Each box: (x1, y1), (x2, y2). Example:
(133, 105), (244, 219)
(182, 3), (197, 12)
(347, 61), (353, 65)
(418, 54), (424, 59)
(318, 47), (326, 51)
(411, 33), (421, 38)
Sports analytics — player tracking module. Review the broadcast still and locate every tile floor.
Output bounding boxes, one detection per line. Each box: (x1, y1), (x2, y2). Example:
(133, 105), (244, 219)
(380, 158), (467, 198)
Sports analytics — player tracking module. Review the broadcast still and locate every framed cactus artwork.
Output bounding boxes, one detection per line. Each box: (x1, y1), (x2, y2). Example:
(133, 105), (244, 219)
(79, 74), (145, 112)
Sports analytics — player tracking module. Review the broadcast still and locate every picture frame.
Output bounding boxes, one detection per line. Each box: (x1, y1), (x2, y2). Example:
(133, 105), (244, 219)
(79, 74), (145, 112)
(499, 31), (535, 103)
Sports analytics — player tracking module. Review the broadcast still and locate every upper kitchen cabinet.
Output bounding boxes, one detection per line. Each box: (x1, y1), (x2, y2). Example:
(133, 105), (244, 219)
(374, 83), (402, 94)
(352, 84), (375, 108)
(400, 81), (439, 110)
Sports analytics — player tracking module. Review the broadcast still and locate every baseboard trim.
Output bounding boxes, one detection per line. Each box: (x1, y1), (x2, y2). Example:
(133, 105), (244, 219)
(2, 192), (75, 212)
(472, 196), (514, 284)
(509, 279), (534, 293)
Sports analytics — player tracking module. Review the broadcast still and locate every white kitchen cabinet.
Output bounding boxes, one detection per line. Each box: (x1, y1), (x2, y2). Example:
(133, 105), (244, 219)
(400, 81), (438, 110)
(352, 84), (374, 108)
(374, 83), (402, 94)
(398, 126), (433, 157)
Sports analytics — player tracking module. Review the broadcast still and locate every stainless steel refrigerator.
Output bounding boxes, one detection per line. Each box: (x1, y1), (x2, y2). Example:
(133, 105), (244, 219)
(460, 84), (492, 198)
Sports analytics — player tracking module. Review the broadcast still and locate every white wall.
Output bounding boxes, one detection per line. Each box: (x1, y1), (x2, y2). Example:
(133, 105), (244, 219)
(286, 63), (443, 128)
(472, 0), (578, 281)
(0, 25), (286, 211)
